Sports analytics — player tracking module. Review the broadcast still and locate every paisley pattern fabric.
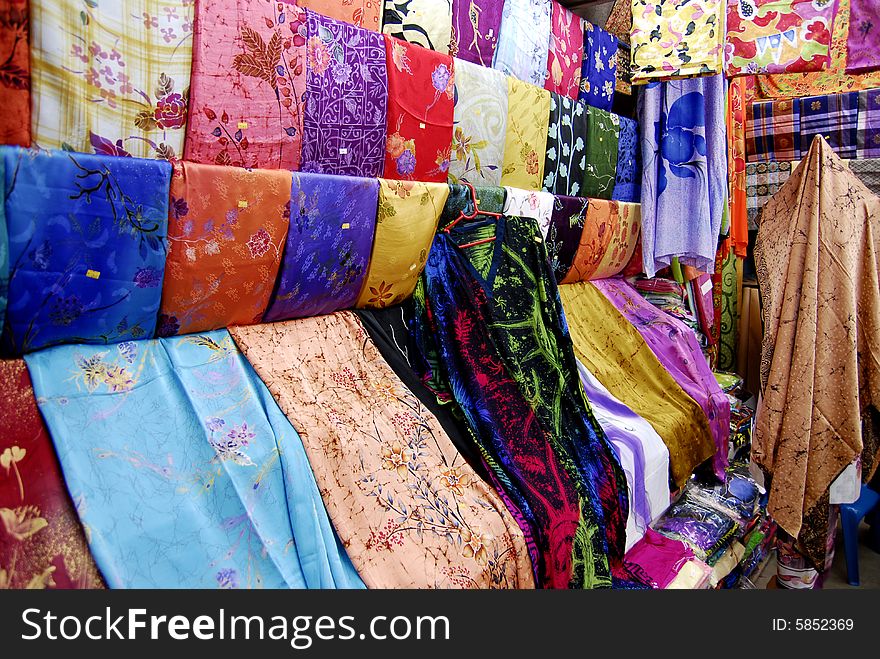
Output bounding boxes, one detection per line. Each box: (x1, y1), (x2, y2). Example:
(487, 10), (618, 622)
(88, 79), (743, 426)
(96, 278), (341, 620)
(562, 200), (642, 282)
(612, 116), (641, 202)
(383, 37), (455, 183)
(2, 147), (170, 354)
(0, 1), (30, 147)
(382, 0), (454, 52)
(545, 2), (584, 99)
(296, 0), (382, 30)
(265, 173), (378, 322)
(0, 359), (105, 590)
(493, 0), (552, 87)
(580, 21), (617, 111)
(583, 106), (620, 200)
(449, 59), (508, 186)
(501, 77), (551, 191)
(543, 93), (588, 197)
(230, 314), (535, 589)
(301, 11), (388, 177)
(26, 331), (365, 589)
(450, 0), (505, 67)
(158, 161), (291, 336)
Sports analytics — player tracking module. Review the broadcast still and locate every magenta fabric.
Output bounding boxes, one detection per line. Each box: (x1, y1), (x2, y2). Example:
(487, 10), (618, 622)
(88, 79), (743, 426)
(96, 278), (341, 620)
(847, 0), (880, 73)
(451, 0), (505, 67)
(624, 528), (695, 589)
(593, 278), (730, 479)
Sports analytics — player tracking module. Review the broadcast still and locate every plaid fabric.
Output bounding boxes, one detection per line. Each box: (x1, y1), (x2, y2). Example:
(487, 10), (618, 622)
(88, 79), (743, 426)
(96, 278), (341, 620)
(857, 88), (880, 159)
(746, 98), (801, 162)
(745, 161), (792, 229)
(799, 92), (860, 158)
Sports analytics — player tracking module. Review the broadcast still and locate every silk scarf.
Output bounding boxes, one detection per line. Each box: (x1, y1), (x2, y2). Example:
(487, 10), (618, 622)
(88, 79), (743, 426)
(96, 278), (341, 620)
(580, 21), (617, 111)
(612, 116), (641, 202)
(296, 0), (381, 30)
(493, 0), (552, 87)
(0, 1), (29, 147)
(2, 147), (170, 354)
(847, 0), (880, 73)
(582, 106), (620, 199)
(501, 77), (551, 191)
(30, 0), (193, 159)
(382, 0), (453, 52)
(265, 172), (378, 322)
(184, 1), (307, 169)
(563, 200), (642, 282)
(544, 93), (588, 197)
(450, 0), (505, 67)
(546, 2), (584, 100)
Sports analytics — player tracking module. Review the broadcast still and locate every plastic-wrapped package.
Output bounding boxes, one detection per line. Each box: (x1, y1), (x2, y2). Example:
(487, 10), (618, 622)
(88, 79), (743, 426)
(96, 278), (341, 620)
(653, 494), (739, 564)
(686, 474), (761, 526)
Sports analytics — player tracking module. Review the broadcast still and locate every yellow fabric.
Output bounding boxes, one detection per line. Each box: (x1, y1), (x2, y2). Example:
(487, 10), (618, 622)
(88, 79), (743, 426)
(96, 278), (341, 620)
(559, 281), (716, 488)
(500, 77), (551, 191)
(30, 0), (193, 159)
(356, 180), (449, 309)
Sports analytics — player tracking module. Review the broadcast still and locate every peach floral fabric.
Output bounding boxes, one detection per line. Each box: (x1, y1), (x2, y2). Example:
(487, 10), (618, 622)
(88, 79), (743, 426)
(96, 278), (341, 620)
(562, 201), (642, 282)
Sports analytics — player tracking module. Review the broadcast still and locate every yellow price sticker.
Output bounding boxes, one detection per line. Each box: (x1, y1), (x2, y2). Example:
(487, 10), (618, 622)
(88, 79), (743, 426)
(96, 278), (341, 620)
(86, 269), (101, 280)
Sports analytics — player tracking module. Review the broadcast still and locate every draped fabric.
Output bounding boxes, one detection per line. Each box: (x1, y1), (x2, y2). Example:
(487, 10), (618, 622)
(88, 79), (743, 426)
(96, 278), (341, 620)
(355, 180), (448, 309)
(594, 278), (730, 480)
(296, 0), (382, 30)
(605, 0), (632, 45)
(575, 362), (671, 552)
(754, 137), (880, 564)
(158, 162), (290, 336)
(0, 360), (104, 590)
(746, 97), (801, 162)
(30, 0), (193, 160)
(580, 21), (617, 111)
(0, 1), (29, 147)
(630, 0), (725, 82)
(449, 59), (508, 186)
(546, 195), (589, 282)
(612, 117), (641, 202)
(640, 76), (726, 278)
(503, 188), (555, 238)
(746, 162), (793, 228)
(847, 0), (880, 73)
(583, 106), (620, 199)
(757, 0), (880, 99)
(265, 173), (377, 322)
(26, 331), (365, 589)
(559, 282), (716, 489)
(184, 1), (307, 170)
(493, 0), (552, 87)
(545, 3), (584, 99)
(543, 93), (588, 197)
(501, 77), (551, 191)
(727, 77), (749, 257)
(383, 37), (455, 183)
(724, 0), (837, 77)
(417, 216), (639, 589)
(858, 88), (880, 158)
(450, 0), (505, 67)
(562, 200), (642, 282)
(382, 0), (453, 52)
(717, 251), (739, 371)
(799, 91), (859, 158)
(2, 148), (170, 354)
(301, 12), (388, 177)
(442, 184), (506, 228)
(230, 314), (535, 589)
(615, 43), (633, 96)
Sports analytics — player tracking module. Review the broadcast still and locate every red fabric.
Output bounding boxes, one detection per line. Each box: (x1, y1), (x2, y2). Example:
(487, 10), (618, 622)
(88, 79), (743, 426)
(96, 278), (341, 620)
(0, 360), (104, 589)
(382, 36), (455, 183)
(0, 1), (30, 146)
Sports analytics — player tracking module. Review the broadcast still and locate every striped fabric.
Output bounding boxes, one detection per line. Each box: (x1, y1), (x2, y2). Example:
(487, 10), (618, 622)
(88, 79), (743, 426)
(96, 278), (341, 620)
(857, 88), (880, 159)
(746, 98), (800, 162)
(799, 92), (859, 159)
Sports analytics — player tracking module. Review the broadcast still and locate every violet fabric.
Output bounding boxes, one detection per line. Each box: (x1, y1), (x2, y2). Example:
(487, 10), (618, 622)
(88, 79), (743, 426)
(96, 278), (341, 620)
(264, 172), (378, 321)
(451, 0), (505, 67)
(593, 278), (730, 480)
(546, 195), (589, 282)
(858, 88), (880, 158)
(301, 11), (388, 177)
(847, 0), (880, 73)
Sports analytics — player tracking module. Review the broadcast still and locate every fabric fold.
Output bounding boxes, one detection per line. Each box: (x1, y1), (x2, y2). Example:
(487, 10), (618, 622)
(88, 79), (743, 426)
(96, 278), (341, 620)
(612, 116), (640, 202)
(543, 93), (588, 197)
(382, 0), (453, 53)
(450, 0), (505, 67)
(582, 106), (619, 199)
(492, 0), (552, 87)
(579, 21), (617, 111)
(501, 77), (551, 191)
(562, 200), (642, 282)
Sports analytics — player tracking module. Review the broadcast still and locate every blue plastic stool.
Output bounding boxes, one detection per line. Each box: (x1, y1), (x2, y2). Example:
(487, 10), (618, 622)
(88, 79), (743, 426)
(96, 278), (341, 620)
(840, 484), (880, 586)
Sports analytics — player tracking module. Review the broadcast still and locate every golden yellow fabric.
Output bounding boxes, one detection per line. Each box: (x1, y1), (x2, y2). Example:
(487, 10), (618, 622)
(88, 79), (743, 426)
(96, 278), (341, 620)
(500, 77), (551, 191)
(559, 281), (716, 488)
(356, 179), (449, 309)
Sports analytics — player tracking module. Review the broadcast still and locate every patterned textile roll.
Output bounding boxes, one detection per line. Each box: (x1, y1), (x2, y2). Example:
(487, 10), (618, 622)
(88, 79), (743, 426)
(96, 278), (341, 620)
(582, 106), (619, 199)
(579, 21), (617, 111)
(500, 77), (551, 191)
(492, 0), (552, 87)
(296, 0), (381, 30)
(0, 1), (30, 146)
(382, 0), (453, 53)
(543, 93), (588, 197)
(563, 200), (642, 282)
(545, 3), (584, 100)
(612, 116), (640, 202)
(450, 0), (505, 67)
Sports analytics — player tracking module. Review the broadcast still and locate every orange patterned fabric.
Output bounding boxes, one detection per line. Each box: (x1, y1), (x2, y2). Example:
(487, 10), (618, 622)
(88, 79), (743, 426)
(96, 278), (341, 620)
(562, 200), (642, 282)
(296, 0), (381, 30)
(0, 1), (29, 146)
(727, 77), (748, 258)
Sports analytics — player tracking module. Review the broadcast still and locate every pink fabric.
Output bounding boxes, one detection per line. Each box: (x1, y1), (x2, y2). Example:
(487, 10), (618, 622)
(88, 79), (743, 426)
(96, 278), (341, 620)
(184, 0), (307, 169)
(624, 528), (695, 589)
(545, 2), (584, 99)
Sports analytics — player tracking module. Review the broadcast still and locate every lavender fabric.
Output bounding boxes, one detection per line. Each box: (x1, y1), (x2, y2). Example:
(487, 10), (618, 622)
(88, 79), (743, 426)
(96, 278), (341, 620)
(264, 173), (378, 321)
(301, 11), (388, 177)
(593, 278), (730, 480)
(858, 88), (880, 159)
(452, 0), (505, 67)
(639, 76), (726, 278)
(492, 0), (552, 86)
(847, 0), (880, 74)
(580, 22), (618, 112)
(546, 195), (589, 282)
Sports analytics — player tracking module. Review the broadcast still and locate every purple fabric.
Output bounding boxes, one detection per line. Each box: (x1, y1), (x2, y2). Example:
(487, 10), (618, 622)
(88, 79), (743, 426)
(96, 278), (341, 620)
(546, 195), (589, 282)
(858, 88), (880, 158)
(593, 278), (730, 480)
(301, 11), (388, 177)
(264, 172), (378, 321)
(452, 0), (505, 67)
(847, 0), (880, 73)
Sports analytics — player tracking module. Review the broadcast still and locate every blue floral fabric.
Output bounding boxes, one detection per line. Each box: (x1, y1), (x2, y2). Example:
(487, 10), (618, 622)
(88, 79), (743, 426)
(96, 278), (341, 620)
(612, 117), (641, 203)
(25, 330), (365, 589)
(580, 22), (618, 111)
(2, 147), (170, 353)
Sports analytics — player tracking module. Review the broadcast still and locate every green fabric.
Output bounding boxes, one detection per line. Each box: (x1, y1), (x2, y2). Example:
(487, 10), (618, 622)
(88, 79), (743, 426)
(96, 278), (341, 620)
(582, 107), (620, 199)
(718, 251), (738, 371)
(439, 184), (506, 230)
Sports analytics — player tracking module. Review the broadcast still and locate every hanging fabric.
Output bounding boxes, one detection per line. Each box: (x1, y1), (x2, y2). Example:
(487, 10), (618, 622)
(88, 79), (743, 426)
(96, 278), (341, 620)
(543, 93), (588, 197)
(442, 184), (506, 226)
(746, 162), (793, 228)
(383, 37), (455, 183)
(0, 157), (6, 332)
(0, 0), (29, 147)
(847, 157), (880, 195)
(493, 0), (552, 87)
(727, 77), (749, 258)
(746, 97), (801, 162)
(26, 331), (365, 589)
(449, 59), (508, 186)
(604, 0), (632, 44)
(29, 0), (193, 159)
(500, 77), (551, 191)
(230, 313), (535, 589)
(450, 0), (505, 67)
(301, 11), (388, 177)
(562, 200), (642, 282)
(158, 162), (290, 335)
(2, 147), (170, 354)
(640, 75), (726, 278)
(846, 0), (880, 73)
(355, 180), (449, 309)
(545, 195), (590, 282)
(296, 0), (382, 30)
(0, 360), (105, 589)
(579, 21), (618, 111)
(382, 0), (454, 52)
(265, 173), (378, 322)
(184, 1), (307, 169)
(582, 106), (620, 199)
(799, 91), (859, 158)
(545, 2), (584, 100)
(612, 116), (641, 202)
(503, 188), (555, 238)
(858, 88), (880, 158)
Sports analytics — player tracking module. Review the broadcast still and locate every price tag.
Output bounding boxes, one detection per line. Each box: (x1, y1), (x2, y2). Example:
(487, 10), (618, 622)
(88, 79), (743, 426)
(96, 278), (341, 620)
(237, 121), (248, 129)
(341, 223), (350, 230)
(86, 269), (101, 280)
(419, 122), (426, 129)
(238, 200), (248, 208)
(701, 279), (714, 296)
(339, 148), (349, 155)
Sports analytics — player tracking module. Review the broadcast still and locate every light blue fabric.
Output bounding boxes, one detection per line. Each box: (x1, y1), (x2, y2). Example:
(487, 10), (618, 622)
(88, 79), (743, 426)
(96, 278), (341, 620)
(25, 330), (364, 589)
(492, 0), (552, 87)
